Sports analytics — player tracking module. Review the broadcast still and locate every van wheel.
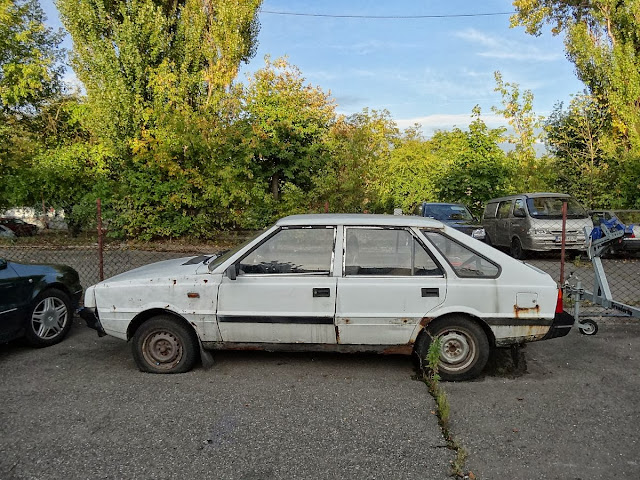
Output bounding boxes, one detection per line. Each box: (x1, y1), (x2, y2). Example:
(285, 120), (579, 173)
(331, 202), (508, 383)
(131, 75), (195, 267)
(415, 316), (490, 381)
(510, 237), (526, 259)
(132, 316), (199, 374)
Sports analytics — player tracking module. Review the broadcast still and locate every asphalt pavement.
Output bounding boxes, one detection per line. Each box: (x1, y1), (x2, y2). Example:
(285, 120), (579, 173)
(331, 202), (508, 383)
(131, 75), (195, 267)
(445, 322), (640, 480)
(0, 319), (452, 480)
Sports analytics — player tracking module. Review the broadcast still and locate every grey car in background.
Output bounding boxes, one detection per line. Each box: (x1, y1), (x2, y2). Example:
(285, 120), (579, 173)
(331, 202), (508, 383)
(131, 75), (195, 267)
(482, 193), (592, 259)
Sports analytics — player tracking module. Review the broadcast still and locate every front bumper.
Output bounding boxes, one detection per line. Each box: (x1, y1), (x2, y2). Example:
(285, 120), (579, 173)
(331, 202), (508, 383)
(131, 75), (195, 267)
(542, 310), (575, 340)
(78, 307), (107, 337)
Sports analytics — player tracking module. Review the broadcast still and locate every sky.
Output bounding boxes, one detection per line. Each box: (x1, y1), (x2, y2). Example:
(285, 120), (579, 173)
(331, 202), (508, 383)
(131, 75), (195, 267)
(41, 0), (585, 136)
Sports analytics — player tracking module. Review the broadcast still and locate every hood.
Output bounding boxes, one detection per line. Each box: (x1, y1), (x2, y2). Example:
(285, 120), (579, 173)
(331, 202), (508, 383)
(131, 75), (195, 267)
(101, 255), (212, 284)
(444, 219), (483, 235)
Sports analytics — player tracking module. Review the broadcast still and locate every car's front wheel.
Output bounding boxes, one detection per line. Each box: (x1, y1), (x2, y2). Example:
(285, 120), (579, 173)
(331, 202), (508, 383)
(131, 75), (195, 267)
(415, 316), (490, 381)
(132, 316), (200, 374)
(510, 237), (527, 259)
(24, 289), (73, 347)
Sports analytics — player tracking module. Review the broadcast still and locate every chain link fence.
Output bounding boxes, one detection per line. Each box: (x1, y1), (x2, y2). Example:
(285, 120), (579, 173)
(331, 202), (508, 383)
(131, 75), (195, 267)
(1, 222), (638, 321)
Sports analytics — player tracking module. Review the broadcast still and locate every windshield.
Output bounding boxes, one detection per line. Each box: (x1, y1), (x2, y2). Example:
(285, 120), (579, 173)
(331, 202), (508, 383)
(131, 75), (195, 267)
(422, 204), (474, 222)
(207, 230), (267, 271)
(526, 197), (588, 219)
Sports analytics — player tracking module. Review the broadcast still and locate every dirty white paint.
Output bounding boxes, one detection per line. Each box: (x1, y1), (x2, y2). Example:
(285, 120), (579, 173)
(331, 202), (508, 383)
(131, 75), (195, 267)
(84, 214), (564, 353)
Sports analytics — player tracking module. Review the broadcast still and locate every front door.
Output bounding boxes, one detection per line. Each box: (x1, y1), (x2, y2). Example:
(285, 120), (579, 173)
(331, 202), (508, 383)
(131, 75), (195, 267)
(336, 227), (446, 345)
(495, 200), (513, 247)
(0, 261), (27, 341)
(217, 226), (338, 344)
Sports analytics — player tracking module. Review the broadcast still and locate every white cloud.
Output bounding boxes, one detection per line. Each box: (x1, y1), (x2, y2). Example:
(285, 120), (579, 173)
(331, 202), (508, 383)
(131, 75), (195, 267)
(456, 28), (563, 62)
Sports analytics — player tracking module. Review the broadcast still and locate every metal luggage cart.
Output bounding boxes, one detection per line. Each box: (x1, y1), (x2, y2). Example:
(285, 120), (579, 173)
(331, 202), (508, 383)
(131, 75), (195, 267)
(565, 223), (640, 335)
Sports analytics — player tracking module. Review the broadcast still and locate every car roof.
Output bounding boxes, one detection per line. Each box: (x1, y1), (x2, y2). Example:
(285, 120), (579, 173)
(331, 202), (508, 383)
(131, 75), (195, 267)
(277, 214), (444, 228)
(421, 202), (466, 207)
(487, 192), (572, 203)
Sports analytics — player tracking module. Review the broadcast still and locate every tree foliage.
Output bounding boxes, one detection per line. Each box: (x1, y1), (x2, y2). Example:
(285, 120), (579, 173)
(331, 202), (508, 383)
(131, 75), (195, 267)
(512, 0), (640, 149)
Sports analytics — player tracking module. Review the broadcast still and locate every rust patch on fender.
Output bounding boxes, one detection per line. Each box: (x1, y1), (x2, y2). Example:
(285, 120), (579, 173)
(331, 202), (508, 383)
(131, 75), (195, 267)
(416, 317), (435, 332)
(203, 279), (208, 283)
(513, 304), (540, 318)
(335, 325), (341, 344)
(173, 279), (177, 285)
(382, 345), (413, 355)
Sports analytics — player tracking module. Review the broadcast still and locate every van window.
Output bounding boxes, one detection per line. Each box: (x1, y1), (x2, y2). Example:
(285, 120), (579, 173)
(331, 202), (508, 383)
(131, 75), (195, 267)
(483, 203), (498, 219)
(526, 197), (588, 219)
(497, 201), (512, 219)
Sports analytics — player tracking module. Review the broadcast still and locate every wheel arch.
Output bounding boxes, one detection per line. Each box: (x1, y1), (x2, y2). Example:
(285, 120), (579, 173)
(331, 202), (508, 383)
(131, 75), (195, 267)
(414, 312), (496, 352)
(31, 282), (73, 303)
(127, 308), (196, 341)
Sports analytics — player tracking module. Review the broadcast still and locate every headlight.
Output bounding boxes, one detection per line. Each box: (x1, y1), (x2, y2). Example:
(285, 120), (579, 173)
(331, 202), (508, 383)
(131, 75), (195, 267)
(83, 285), (96, 308)
(528, 228), (550, 235)
(472, 228), (485, 239)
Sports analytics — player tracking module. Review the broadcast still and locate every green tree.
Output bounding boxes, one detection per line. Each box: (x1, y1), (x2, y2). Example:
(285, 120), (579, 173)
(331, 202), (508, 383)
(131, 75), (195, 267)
(241, 56), (336, 202)
(0, 0), (63, 113)
(492, 71), (550, 191)
(546, 94), (617, 208)
(512, 0), (640, 149)
(312, 109), (398, 213)
(434, 107), (511, 217)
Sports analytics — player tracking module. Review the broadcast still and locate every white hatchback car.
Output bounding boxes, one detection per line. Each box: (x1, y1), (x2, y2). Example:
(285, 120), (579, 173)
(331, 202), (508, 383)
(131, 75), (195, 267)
(81, 214), (575, 380)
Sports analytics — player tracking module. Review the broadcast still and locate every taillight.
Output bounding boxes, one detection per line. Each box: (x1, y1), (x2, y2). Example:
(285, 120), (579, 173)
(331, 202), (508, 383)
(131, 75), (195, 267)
(555, 288), (564, 314)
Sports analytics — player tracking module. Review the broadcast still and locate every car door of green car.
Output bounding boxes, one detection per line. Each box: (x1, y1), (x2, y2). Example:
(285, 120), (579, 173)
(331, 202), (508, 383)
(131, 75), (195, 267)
(0, 260), (31, 340)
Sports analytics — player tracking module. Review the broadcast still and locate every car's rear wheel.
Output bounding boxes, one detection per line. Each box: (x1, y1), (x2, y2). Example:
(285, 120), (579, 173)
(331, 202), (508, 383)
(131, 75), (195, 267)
(132, 315), (199, 374)
(24, 288), (73, 347)
(415, 316), (490, 381)
(510, 237), (526, 259)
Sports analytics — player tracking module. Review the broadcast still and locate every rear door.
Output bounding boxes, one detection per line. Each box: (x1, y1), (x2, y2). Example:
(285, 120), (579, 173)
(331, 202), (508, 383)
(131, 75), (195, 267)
(336, 227), (446, 345)
(216, 226), (338, 344)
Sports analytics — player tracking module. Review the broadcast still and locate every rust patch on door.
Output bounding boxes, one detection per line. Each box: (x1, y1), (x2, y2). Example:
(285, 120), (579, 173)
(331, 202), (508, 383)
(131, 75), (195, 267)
(513, 304), (540, 318)
(335, 325), (341, 344)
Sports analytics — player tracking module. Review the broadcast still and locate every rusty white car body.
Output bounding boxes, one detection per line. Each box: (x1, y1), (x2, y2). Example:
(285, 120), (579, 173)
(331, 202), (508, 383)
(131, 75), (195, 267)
(81, 214), (574, 380)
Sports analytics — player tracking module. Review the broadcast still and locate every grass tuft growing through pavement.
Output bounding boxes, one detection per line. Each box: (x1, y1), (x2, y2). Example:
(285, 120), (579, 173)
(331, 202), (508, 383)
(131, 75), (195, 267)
(423, 337), (470, 478)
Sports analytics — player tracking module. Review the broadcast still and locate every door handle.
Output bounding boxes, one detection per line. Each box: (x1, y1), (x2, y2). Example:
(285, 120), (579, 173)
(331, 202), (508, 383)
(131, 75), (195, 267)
(421, 288), (439, 297)
(313, 288), (331, 298)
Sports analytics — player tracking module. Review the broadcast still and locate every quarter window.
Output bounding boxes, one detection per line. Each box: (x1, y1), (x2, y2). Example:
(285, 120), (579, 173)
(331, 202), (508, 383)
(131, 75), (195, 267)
(238, 227), (335, 275)
(422, 230), (499, 278)
(345, 228), (442, 276)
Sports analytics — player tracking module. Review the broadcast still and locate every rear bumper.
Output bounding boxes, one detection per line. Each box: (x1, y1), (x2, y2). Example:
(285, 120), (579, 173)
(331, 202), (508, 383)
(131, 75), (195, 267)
(78, 307), (107, 337)
(542, 310), (575, 340)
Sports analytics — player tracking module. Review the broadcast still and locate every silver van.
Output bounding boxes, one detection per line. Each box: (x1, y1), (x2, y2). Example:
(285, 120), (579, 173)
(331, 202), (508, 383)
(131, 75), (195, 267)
(483, 193), (592, 258)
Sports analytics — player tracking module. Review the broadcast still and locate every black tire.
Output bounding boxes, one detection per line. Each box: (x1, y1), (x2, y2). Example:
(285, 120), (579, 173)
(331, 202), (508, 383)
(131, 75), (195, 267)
(414, 316), (490, 381)
(24, 288), (73, 347)
(510, 237), (527, 259)
(132, 315), (200, 374)
(579, 319), (598, 336)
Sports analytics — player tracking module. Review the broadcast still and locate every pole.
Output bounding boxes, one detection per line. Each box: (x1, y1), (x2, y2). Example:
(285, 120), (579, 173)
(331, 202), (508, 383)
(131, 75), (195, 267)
(97, 198), (104, 282)
(559, 201), (567, 285)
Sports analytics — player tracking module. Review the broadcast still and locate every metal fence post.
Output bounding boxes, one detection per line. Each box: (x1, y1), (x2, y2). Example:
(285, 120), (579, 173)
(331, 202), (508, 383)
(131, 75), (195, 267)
(559, 200), (567, 285)
(97, 198), (104, 281)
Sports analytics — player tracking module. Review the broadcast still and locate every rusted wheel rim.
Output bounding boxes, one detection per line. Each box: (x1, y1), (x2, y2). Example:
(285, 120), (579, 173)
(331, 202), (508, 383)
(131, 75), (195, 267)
(142, 330), (183, 369)
(439, 331), (475, 371)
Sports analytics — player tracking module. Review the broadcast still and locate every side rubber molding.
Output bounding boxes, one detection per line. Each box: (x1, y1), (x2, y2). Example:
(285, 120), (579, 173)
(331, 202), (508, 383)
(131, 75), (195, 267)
(79, 307), (107, 337)
(543, 310), (575, 340)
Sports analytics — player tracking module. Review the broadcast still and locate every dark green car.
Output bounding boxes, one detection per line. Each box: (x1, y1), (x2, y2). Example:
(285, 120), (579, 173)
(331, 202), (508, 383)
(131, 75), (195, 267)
(0, 258), (82, 346)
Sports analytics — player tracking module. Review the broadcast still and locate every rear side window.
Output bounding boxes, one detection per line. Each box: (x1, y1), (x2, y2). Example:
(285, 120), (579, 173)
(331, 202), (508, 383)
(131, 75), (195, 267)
(483, 203), (498, 219)
(421, 230), (500, 278)
(497, 201), (512, 219)
(344, 227), (443, 276)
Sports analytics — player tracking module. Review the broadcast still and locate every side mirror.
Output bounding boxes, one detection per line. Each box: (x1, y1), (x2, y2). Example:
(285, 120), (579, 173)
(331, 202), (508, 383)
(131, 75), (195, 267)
(0, 259), (6, 270)
(226, 264), (237, 280)
(513, 208), (526, 218)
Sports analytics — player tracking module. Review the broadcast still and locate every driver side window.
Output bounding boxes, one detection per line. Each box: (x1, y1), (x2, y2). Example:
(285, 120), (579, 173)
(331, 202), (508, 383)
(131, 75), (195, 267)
(238, 227), (335, 275)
